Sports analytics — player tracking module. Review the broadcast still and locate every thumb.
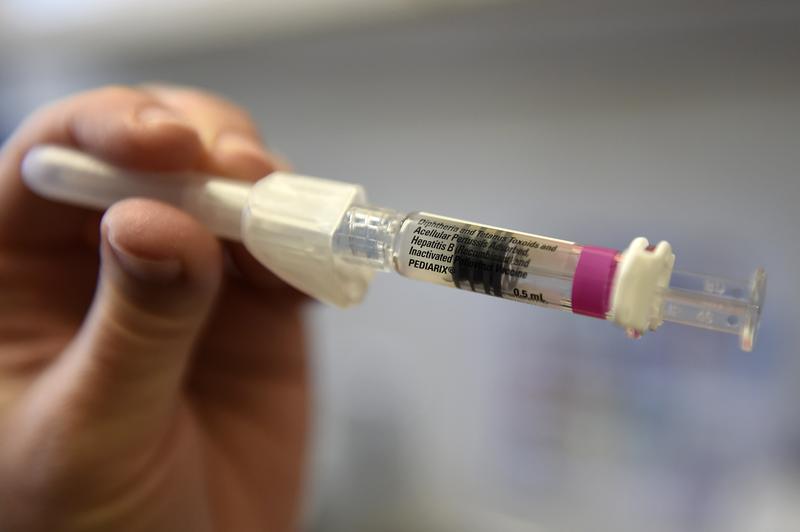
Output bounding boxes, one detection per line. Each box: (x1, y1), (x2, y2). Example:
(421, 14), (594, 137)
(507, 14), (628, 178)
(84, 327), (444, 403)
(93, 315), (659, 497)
(63, 197), (222, 424)
(0, 198), (223, 526)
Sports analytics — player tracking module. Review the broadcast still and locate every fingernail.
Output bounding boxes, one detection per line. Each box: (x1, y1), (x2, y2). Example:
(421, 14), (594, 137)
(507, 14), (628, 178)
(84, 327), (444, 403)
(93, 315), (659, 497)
(136, 106), (189, 129)
(106, 228), (182, 283)
(267, 147), (293, 171)
(215, 131), (267, 159)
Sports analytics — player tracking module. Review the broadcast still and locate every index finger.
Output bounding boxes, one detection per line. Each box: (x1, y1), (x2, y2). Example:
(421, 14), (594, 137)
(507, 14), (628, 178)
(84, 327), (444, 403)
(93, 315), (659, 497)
(0, 85), (205, 250)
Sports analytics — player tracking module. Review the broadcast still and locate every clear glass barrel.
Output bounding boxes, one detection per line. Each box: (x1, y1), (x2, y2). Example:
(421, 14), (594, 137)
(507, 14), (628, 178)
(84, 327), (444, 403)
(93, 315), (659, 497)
(334, 209), (582, 312)
(392, 213), (583, 311)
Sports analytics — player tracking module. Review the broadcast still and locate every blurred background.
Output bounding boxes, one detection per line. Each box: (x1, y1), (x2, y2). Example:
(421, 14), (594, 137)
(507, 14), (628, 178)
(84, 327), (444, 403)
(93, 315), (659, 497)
(2, 0), (800, 530)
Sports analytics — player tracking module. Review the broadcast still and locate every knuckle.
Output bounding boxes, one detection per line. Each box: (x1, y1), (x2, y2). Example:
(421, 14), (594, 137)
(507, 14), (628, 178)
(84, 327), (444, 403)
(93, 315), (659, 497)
(90, 84), (143, 102)
(143, 83), (259, 133)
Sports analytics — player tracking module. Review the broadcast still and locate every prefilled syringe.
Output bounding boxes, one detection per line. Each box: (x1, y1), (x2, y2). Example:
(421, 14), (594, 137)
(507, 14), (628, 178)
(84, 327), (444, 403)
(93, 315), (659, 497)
(22, 145), (766, 351)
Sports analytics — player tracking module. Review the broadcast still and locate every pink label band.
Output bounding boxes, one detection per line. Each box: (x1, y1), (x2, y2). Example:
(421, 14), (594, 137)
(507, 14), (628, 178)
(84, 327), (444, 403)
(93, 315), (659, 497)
(571, 246), (619, 319)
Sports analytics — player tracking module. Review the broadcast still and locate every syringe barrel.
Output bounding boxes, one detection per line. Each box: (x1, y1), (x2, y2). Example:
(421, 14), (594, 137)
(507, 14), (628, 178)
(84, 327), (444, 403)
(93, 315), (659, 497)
(393, 213), (582, 312)
(333, 208), (591, 315)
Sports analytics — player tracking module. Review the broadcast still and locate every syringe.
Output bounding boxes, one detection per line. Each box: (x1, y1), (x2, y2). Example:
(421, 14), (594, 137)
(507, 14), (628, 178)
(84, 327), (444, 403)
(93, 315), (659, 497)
(22, 145), (766, 351)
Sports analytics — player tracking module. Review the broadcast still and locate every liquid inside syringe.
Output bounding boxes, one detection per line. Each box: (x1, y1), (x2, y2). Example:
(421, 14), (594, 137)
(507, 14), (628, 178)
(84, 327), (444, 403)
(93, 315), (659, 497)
(335, 209), (581, 313)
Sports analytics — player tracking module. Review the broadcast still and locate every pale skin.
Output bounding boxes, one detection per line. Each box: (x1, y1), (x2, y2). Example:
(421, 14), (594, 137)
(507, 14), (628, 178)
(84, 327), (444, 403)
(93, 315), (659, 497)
(0, 85), (308, 531)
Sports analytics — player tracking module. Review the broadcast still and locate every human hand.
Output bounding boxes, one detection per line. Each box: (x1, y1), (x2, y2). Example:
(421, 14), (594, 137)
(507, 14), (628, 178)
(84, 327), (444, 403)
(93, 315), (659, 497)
(0, 85), (308, 531)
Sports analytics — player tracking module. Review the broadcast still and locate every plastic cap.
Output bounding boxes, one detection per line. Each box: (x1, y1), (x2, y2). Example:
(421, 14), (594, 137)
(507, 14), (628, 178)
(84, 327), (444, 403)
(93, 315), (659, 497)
(22, 144), (249, 241)
(241, 172), (374, 307)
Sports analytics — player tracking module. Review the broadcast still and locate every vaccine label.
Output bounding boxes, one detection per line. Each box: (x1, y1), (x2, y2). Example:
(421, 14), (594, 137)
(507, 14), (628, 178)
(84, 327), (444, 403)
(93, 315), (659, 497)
(393, 213), (577, 308)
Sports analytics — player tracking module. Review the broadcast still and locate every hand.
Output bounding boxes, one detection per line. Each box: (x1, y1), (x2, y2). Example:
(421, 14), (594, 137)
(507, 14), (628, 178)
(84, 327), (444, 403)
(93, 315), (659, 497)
(0, 85), (308, 531)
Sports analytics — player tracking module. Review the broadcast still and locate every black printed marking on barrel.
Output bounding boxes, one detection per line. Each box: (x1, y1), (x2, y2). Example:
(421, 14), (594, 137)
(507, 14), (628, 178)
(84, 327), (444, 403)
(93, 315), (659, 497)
(452, 232), (509, 297)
